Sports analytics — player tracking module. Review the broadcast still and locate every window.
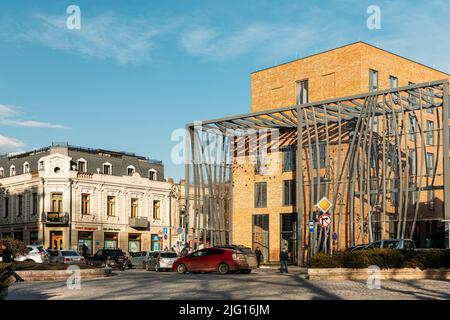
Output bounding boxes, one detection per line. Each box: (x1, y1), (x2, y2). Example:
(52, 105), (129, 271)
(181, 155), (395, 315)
(254, 182), (267, 208)
(39, 161), (44, 171)
(18, 195), (23, 217)
(127, 166), (135, 176)
(408, 82), (417, 107)
(81, 194), (90, 215)
(107, 196), (116, 216)
(409, 116), (417, 141)
(408, 149), (417, 176)
(0, 168), (3, 178)
(426, 120), (434, 145)
(148, 169), (157, 181)
(312, 143), (327, 169)
(131, 198), (139, 218)
(282, 145), (296, 172)
(283, 180), (296, 206)
(296, 80), (308, 104)
(255, 148), (267, 175)
(153, 200), (161, 220)
(426, 152), (435, 176)
(32, 193), (38, 215)
(10, 165), (16, 176)
(4, 197), (9, 218)
(103, 163), (112, 175)
(372, 117), (379, 133)
(389, 76), (398, 89)
(77, 159), (87, 172)
(23, 162), (30, 174)
(426, 88), (434, 112)
(369, 69), (378, 91)
(51, 193), (63, 212)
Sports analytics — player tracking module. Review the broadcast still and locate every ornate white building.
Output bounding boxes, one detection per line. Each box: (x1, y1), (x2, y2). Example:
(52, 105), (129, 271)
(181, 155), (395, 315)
(0, 143), (178, 254)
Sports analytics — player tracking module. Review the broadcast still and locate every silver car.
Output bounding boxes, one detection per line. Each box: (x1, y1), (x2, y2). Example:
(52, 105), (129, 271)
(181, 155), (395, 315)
(48, 250), (85, 264)
(146, 251), (178, 272)
(129, 251), (152, 269)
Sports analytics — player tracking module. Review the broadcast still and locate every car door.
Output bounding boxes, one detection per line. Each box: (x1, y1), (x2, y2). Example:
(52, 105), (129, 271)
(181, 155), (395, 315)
(204, 249), (224, 271)
(187, 249), (208, 271)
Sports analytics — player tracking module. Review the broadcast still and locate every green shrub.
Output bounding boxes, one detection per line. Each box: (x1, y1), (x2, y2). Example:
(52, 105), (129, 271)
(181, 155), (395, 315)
(309, 249), (450, 269)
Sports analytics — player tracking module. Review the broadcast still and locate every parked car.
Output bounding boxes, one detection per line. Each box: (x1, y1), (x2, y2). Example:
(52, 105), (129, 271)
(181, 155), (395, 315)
(365, 239), (416, 250)
(215, 245), (257, 271)
(173, 248), (249, 274)
(146, 251), (178, 271)
(130, 251), (152, 269)
(345, 244), (368, 252)
(15, 245), (49, 264)
(47, 250), (85, 264)
(86, 249), (126, 269)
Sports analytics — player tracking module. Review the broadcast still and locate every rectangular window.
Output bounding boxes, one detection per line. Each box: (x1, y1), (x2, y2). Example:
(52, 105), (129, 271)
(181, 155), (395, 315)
(149, 170), (156, 180)
(78, 161), (86, 173)
(107, 196), (116, 216)
(4, 197), (9, 218)
(409, 116), (417, 141)
(283, 180), (296, 206)
(426, 120), (434, 145)
(81, 194), (90, 215)
(409, 149), (417, 176)
(18, 195), (23, 217)
(254, 148), (267, 175)
(312, 143), (327, 169)
(296, 80), (308, 104)
(252, 214), (269, 262)
(282, 145), (296, 172)
(254, 182), (267, 208)
(369, 69), (378, 91)
(32, 193), (38, 215)
(152, 200), (160, 220)
(131, 198), (139, 218)
(426, 152), (434, 176)
(389, 75), (398, 89)
(51, 193), (63, 212)
(408, 82), (417, 107)
(390, 178), (399, 206)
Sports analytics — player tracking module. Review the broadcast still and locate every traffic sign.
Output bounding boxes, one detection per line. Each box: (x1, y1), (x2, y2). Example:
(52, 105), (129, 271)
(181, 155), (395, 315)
(164, 234), (167, 240)
(163, 227), (168, 235)
(316, 196), (333, 213)
(308, 221), (315, 233)
(177, 227), (183, 235)
(332, 232), (338, 241)
(318, 213), (332, 228)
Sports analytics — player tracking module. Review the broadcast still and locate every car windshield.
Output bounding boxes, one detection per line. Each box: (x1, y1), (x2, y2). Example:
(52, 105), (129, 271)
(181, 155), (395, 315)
(161, 252), (177, 258)
(383, 241), (399, 248)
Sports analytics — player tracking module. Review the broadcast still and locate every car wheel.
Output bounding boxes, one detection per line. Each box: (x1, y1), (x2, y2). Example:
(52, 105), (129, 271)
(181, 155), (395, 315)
(218, 263), (229, 274)
(177, 264), (187, 274)
(243, 269), (252, 274)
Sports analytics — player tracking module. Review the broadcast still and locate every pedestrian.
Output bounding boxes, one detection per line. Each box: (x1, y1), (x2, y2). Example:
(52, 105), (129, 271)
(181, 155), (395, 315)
(279, 247), (289, 274)
(82, 243), (89, 260)
(255, 247), (263, 268)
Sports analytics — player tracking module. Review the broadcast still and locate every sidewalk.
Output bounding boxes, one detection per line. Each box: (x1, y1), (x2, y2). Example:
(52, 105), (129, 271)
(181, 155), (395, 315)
(254, 265), (308, 274)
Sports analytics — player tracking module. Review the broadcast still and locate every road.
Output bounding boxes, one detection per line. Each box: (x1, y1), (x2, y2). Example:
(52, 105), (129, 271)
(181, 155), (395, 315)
(7, 269), (450, 300)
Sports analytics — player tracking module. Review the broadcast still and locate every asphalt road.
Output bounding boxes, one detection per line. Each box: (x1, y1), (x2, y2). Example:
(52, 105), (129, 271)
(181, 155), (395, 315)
(7, 269), (450, 300)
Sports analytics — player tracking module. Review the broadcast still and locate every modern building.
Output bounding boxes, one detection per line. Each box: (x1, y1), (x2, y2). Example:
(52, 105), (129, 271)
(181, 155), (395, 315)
(0, 143), (177, 254)
(184, 42), (450, 264)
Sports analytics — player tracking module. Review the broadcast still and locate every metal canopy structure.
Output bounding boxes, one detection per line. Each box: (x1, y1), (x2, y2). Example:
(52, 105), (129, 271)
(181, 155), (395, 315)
(184, 79), (450, 265)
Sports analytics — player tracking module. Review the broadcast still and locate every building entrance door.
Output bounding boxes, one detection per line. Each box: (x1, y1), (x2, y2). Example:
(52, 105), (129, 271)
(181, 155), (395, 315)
(50, 231), (63, 250)
(252, 214), (269, 262)
(280, 213), (297, 263)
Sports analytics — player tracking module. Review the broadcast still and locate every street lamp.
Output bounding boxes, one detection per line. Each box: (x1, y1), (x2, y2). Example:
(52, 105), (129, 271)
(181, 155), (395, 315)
(168, 185), (178, 250)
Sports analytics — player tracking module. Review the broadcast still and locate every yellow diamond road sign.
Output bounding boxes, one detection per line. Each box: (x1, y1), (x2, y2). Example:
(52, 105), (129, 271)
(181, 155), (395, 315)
(317, 196), (332, 213)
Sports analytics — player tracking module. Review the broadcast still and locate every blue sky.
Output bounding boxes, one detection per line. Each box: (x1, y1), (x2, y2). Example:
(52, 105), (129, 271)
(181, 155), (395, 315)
(0, 0), (449, 180)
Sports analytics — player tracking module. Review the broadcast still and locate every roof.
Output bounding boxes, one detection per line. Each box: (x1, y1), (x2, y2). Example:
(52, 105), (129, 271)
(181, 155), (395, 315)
(251, 41), (450, 77)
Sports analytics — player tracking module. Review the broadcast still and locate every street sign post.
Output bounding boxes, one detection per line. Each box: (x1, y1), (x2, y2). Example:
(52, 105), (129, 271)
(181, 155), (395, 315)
(163, 227), (168, 235)
(308, 221), (315, 233)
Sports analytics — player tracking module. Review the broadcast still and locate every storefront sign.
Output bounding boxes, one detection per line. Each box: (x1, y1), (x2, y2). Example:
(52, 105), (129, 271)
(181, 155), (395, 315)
(74, 226), (99, 231)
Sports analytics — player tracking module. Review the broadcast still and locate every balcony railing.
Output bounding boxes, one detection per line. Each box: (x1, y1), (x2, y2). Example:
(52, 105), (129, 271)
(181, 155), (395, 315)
(129, 216), (149, 229)
(43, 212), (69, 225)
(77, 172), (93, 179)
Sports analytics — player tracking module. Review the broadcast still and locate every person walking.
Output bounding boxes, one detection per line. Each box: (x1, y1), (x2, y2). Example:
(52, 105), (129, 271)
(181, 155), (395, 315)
(255, 247), (263, 268)
(279, 247), (289, 274)
(81, 243), (89, 260)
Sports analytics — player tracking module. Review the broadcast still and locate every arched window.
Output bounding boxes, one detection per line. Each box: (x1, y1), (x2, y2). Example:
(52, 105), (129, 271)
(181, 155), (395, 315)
(127, 165), (135, 176)
(77, 159), (87, 173)
(23, 162), (30, 174)
(103, 162), (112, 175)
(10, 165), (16, 176)
(148, 169), (157, 181)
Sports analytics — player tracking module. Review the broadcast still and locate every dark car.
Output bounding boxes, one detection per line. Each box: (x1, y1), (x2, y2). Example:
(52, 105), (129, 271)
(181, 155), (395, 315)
(87, 249), (126, 269)
(365, 239), (416, 250)
(173, 248), (249, 274)
(345, 244), (368, 252)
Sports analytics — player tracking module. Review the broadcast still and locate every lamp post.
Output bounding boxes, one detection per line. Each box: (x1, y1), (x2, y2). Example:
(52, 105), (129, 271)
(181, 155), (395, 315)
(168, 185), (178, 250)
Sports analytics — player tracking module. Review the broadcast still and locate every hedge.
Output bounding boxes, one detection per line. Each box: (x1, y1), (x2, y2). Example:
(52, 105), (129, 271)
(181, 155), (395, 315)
(310, 249), (450, 269)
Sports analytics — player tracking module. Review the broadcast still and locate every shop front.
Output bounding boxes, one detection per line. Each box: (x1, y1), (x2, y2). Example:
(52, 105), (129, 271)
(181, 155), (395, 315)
(104, 232), (119, 249)
(128, 234), (141, 253)
(78, 231), (94, 255)
(151, 234), (162, 251)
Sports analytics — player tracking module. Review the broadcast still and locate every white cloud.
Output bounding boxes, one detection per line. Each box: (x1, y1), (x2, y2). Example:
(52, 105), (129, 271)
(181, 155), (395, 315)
(6, 12), (169, 64)
(0, 104), (69, 129)
(0, 134), (25, 154)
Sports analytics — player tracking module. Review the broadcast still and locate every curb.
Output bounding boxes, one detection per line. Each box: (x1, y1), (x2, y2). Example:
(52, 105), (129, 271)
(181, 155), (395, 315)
(15, 267), (113, 281)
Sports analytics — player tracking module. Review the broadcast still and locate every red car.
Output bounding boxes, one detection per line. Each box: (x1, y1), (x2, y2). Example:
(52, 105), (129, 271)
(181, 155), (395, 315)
(173, 248), (249, 274)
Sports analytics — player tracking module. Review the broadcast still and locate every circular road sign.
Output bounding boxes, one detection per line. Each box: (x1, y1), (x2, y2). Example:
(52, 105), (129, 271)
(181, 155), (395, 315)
(318, 214), (332, 228)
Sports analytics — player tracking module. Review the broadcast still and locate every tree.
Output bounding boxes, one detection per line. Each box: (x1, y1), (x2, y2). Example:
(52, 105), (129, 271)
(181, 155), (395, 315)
(0, 237), (27, 261)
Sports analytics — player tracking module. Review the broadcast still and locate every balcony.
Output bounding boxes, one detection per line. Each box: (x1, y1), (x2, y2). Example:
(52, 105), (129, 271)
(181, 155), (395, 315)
(129, 216), (149, 229)
(43, 212), (69, 226)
